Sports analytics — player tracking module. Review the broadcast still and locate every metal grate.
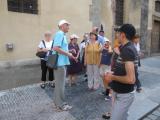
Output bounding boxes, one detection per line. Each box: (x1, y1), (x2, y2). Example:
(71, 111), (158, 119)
(155, 1), (160, 12)
(7, 0), (38, 14)
(115, 0), (124, 26)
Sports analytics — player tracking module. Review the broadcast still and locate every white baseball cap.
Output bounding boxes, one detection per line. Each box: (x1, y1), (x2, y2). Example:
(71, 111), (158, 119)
(104, 37), (110, 42)
(70, 34), (80, 39)
(58, 19), (70, 27)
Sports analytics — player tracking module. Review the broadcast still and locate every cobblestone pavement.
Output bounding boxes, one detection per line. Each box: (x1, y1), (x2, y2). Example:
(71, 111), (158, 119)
(1, 56), (160, 120)
(0, 77), (111, 120)
(140, 105), (160, 120)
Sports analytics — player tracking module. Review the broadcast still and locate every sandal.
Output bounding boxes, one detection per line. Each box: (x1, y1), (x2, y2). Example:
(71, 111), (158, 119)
(102, 112), (111, 119)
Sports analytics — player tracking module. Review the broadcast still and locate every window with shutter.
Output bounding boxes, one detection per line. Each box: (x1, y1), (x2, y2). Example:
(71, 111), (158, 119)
(7, 0), (38, 14)
(115, 0), (124, 26)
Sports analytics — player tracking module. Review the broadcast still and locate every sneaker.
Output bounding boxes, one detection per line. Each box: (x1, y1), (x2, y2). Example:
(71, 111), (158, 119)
(136, 87), (142, 93)
(104, 96), (111, 101)
(85, 78), (88, 82)
(72, 82), (77, 86)
(61, 104), (72, 111)
(84, 74), (88, 82)
(88, 87), (94, 91)
(40, 83), (46, 89)
(100, 91), (106, 96)
(100, 91), (108, 96)
(102, 112), (111, 119)
(49, 82), (55, 88)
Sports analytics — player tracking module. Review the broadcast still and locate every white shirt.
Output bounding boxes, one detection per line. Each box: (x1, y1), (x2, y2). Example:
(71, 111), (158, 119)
(80, 42), (86, 52)
(79, 40), (89, 62)
(38, 40), (53, 50)
(134, 43), (140, 54)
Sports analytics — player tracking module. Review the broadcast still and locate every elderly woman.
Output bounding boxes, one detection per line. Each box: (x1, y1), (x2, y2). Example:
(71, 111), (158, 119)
(84, 32), (102, 90)
(37, 31), (55, 89)
(67, 34), (81, 86)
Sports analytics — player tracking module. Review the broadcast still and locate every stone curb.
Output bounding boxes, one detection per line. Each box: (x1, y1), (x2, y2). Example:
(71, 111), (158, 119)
(139, 104), (160, 120)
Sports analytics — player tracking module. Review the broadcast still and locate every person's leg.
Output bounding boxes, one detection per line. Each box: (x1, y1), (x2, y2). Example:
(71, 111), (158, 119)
(40, 60), (47, 88)
(48, 68), (54, 81)
(84, 74), (88, 82)
(54, 67), (66, 107)
(68, 75), (72, 86)
(99, 65), (105, 88)
(111, 92), (135, 120)
(100, 65), (108, 96)
(48, 68), (55, 88)
(102, 90), (114, 119)
(69, 74), (76, 86)
(41, 60), (47, 81)
(72, 75), (76, 85)
(84, 65), (88, 81)
(105, 88), (110, 96)
(135, 69), (142, 91)
(104, 66), (111, 97)
(87, 65), (94, 89)
(93, 65), (100, 90)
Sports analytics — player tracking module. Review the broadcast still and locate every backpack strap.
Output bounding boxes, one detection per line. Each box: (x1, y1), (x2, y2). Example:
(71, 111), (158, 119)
(85, 42), (89, 48)
(51, 36), (64, 49)
(42, 40), (46, 48)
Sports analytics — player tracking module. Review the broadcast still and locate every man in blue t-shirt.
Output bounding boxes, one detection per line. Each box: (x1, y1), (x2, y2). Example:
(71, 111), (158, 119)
(53, 19), (77, 111)
(92, 27), (109, 45)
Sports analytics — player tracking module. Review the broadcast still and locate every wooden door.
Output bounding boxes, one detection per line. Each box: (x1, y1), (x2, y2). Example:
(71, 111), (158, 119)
(151, 21), (160, 53)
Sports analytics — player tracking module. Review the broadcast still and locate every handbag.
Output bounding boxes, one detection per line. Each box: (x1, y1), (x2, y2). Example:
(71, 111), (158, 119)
(36, 40), (47, 58)
(46, 50), (58, 69)
(46, 37), (64, 69)
(36, 51), (46, 58)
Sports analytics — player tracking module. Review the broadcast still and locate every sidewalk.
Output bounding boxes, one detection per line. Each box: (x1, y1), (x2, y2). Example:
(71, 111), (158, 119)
(128, 56), (160, 120)
(140, 105), (160, 120)
(0, 79), (111, 120)
(0, 56), (160, 120)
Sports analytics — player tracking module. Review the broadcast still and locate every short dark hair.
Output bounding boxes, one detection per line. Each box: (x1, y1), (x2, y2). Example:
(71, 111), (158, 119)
(117, 24), (136, 40)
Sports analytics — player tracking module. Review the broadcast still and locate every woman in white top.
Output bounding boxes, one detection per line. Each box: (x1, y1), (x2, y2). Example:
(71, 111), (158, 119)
(79, 33), (89, 81)
(132, 34), (142, 92)
(37, 31), (55, 89)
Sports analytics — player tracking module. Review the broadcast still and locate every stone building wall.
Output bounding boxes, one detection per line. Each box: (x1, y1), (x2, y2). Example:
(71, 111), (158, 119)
(0, 0), (158, 62)
(0, 0), (92, 61)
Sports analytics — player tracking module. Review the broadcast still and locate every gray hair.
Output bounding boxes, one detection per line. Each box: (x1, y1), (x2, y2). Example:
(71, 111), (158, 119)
(44, 31), (52, 36)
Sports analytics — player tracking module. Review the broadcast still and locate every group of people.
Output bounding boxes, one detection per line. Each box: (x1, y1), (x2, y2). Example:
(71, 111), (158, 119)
(37, 19), (143, 120)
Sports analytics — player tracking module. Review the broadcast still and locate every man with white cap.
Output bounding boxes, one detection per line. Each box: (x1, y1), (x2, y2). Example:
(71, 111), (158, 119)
(52, 19), (77, 111)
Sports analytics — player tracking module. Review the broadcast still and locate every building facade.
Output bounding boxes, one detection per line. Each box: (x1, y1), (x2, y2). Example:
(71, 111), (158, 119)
(0, 0), (159, 62)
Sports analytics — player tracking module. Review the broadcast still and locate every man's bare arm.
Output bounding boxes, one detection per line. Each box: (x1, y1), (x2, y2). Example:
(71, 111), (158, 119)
(111, 61), (135, 84)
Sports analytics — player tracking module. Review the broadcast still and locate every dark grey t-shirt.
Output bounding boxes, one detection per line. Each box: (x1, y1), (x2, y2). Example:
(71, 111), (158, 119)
(110, 42), (138, 93)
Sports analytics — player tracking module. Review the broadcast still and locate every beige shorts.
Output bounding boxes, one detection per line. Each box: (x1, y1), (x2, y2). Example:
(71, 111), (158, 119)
(99, 65), (111, 76)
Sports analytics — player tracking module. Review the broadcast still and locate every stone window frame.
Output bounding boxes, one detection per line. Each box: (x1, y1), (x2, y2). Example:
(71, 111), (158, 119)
(7, 0), (38, 14)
